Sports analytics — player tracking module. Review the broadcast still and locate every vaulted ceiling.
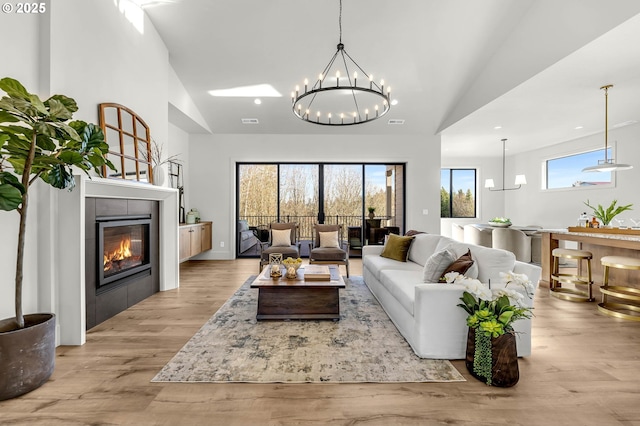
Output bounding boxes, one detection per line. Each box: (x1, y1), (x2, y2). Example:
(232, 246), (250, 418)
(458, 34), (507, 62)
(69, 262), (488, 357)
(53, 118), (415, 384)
(142, 0), (640, 156)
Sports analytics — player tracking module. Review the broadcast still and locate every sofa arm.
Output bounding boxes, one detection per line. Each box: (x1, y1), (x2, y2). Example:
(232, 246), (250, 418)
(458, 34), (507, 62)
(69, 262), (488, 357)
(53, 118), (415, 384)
(362, 245), (384, 257)
(513, 261), (542, 290)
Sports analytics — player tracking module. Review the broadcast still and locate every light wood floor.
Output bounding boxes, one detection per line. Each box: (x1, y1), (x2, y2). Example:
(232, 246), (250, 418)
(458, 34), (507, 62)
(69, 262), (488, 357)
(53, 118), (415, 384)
(2, 259), (640, 426)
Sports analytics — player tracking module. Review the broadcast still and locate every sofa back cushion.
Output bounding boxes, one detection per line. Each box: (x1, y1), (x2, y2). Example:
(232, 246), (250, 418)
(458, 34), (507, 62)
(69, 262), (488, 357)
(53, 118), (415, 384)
(446, 241), (516, 283)
(408, 234), (445, 265)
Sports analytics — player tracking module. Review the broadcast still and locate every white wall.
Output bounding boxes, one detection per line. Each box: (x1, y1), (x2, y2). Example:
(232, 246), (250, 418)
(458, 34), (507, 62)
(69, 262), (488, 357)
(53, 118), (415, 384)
(506, 123), (640, 228)
(0, 12), (46, 320)
(0, 0), (172, 323)
(168, 123), (191, 214)
(187, 133), (442, 260)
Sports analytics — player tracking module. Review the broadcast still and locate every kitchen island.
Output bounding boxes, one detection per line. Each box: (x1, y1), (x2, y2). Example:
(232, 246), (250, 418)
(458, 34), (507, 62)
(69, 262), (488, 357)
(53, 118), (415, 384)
(541, 228), (640, 289)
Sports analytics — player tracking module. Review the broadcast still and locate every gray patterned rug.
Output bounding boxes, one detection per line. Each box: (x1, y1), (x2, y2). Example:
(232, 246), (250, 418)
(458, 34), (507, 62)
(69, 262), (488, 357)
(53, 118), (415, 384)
(151, 276), (464, 383)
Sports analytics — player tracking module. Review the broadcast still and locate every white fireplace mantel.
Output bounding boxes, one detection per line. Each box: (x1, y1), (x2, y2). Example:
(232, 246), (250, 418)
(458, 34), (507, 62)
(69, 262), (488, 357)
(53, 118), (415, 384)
(53, 175), (179, 345)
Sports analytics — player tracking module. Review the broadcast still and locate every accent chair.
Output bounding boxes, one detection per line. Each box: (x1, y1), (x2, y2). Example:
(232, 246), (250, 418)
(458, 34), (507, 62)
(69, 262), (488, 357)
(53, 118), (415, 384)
(308, 223), (350, 277)
(258, 222), (300, 272)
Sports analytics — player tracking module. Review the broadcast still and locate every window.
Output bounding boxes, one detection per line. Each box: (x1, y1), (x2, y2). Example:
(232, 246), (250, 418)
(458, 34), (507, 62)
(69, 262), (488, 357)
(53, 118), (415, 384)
(546, 148), (612, 189)
(441, 169), (476, 218)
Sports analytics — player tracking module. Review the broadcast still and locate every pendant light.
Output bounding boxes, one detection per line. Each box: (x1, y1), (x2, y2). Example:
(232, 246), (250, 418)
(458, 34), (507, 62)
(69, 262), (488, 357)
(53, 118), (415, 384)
(484, 138), (526, 191)
(291, 0), (391, 126)
(582, 84), (633, 172)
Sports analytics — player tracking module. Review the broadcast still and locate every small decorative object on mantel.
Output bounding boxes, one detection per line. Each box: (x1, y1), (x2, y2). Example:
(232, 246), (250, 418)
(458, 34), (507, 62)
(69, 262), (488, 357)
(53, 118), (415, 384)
(449, 271), (534, 387)
(583, 199), (633, 228)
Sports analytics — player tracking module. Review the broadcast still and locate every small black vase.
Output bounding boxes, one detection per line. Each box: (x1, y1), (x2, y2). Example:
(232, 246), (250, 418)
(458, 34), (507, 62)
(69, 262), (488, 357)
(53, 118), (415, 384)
(465, 327), (519, 387)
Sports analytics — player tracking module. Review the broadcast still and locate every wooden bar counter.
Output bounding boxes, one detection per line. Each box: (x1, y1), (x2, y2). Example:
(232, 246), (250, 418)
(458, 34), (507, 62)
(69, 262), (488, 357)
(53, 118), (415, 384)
(541, 228), (640, 289)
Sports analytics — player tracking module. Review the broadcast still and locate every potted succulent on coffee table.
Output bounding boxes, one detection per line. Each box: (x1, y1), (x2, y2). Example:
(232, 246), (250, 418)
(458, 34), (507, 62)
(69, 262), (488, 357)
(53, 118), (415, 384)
(0, 77), (113, 400)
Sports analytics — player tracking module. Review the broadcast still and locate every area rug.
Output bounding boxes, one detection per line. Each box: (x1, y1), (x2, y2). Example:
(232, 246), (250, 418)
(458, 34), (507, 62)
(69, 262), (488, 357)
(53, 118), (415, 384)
(151, 276), (465, 383)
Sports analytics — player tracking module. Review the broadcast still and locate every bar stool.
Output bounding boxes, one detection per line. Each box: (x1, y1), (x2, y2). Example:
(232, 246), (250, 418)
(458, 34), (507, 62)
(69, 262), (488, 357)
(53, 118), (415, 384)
(550, 248), (594, 302)
(598, 256), (640, 321)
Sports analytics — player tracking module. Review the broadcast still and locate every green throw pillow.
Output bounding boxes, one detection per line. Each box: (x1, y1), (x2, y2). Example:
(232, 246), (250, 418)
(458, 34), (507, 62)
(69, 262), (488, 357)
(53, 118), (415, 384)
(380, 234), (415, 262)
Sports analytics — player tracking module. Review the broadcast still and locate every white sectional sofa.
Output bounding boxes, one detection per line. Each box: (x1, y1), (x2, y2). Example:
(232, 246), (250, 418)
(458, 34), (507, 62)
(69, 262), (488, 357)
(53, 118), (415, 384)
(362, 233), (541, 359)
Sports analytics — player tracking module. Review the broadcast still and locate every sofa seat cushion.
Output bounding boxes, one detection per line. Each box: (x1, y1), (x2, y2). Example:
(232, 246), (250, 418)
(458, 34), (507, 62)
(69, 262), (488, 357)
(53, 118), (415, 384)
(379, 270), (423, 316)
(364, 254), (423, 281)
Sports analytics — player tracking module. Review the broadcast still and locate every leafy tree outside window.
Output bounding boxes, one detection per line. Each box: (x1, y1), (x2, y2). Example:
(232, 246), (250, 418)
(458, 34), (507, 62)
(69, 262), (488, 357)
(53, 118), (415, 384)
(441, 169), (476, 218)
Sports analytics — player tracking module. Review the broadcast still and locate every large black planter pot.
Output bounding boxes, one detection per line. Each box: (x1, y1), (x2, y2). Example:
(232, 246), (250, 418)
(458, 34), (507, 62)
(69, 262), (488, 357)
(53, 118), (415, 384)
(465, 327), (519, 387)
(0, 313), (56, 401)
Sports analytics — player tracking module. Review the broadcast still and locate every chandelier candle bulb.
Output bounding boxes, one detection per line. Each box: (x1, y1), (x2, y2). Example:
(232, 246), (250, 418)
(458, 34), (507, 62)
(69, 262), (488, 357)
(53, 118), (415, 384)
(365, 109), (369, 120)
(304, 78), (308, 92)
(354, 71), (357, 85)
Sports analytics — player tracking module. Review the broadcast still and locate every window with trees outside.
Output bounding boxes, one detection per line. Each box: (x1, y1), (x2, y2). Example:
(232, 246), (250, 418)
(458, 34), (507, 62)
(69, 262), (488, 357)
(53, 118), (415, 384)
(236, 163), (405, 257)
(441, 168), (476, 218)
(545, 148), (612, 189)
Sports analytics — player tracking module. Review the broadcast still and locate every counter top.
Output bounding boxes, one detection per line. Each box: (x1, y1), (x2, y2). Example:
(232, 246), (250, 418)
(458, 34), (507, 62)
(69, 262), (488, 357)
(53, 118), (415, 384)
(544, 229), (640, 243)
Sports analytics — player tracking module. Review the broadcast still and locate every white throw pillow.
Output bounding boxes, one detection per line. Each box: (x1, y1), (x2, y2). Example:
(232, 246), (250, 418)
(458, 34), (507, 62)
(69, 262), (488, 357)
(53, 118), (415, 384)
(319, 231), (340, 248)
(422, 248), (457, 283)
(271, 229), (292, 247)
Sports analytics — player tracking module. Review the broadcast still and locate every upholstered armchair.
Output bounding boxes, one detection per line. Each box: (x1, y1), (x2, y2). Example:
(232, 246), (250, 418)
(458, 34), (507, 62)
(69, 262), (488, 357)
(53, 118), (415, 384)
(238, 220), (258, 254)
(258, 222), (301, 272)
(492, 227), (532, 263)
(463, 224), (492, 248)
(308, 223), (350, 277)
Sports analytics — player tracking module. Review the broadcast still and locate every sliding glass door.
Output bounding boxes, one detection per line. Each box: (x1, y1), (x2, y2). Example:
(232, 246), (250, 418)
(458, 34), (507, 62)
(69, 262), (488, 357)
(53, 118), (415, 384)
(236, 162), (405, 257)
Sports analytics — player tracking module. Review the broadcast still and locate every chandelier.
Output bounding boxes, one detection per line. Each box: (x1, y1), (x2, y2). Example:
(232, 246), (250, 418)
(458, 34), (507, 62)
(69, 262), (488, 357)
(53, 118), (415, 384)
(291, 0), (391, 126)
(581, 84), (633, 172)
(485, 139), (527, 191)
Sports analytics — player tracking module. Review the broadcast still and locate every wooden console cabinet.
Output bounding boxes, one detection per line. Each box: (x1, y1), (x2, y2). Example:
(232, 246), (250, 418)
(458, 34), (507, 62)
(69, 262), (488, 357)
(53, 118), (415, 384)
(179, 221), (212, 262)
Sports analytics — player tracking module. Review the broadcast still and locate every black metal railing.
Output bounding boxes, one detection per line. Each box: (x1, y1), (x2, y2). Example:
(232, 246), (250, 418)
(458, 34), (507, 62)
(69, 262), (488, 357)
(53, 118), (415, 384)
(238, 214), (395, 240)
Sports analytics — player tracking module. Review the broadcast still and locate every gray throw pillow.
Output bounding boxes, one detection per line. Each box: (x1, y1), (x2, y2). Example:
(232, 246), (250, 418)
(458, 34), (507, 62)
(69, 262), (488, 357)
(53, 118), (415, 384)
(422, 248), (457, 283)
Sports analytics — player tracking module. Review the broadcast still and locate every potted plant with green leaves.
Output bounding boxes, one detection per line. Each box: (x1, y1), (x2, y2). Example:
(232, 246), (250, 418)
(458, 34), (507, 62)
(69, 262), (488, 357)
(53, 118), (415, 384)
(367, 206), (376, 219)
(0, 77), (113, 400)
(584, 199), (633, 227)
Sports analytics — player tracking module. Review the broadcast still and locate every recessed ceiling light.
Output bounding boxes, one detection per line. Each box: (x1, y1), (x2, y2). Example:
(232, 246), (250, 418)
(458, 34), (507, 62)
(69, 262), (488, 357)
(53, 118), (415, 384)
(574, 126), (584, 130)
(209, 84), (282, 98)
(254, 99), (262, 105)
(494, 126), (502, 130)
(241, 118), (259, 124)
(391, 99), (398, 106)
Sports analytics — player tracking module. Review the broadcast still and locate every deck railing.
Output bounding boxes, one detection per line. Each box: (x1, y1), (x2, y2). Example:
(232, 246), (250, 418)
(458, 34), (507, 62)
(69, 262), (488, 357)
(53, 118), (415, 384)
(239, 214), (395, 240)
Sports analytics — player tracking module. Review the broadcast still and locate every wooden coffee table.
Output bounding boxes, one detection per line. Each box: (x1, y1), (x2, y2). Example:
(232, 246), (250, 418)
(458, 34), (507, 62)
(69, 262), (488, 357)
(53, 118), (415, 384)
(250, 265), (346, 320)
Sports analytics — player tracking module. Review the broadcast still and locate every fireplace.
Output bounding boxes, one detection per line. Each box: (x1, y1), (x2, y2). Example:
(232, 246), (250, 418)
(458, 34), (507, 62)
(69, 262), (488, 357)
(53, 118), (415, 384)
(97, 215), (152, 288)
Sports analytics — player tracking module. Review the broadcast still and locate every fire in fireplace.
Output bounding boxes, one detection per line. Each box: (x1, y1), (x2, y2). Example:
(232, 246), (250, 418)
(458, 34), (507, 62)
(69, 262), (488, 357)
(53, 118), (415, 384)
(97, 216), (152, 288)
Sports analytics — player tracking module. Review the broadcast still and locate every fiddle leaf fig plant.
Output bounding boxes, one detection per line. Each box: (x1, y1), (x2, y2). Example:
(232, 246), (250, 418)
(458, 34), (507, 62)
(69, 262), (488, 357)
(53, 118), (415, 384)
(0, 77), (114, 329)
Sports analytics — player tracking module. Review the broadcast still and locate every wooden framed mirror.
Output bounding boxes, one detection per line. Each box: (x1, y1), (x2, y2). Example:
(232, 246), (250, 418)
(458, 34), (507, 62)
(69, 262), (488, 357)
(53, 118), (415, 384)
(99, 103), (153, 183)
